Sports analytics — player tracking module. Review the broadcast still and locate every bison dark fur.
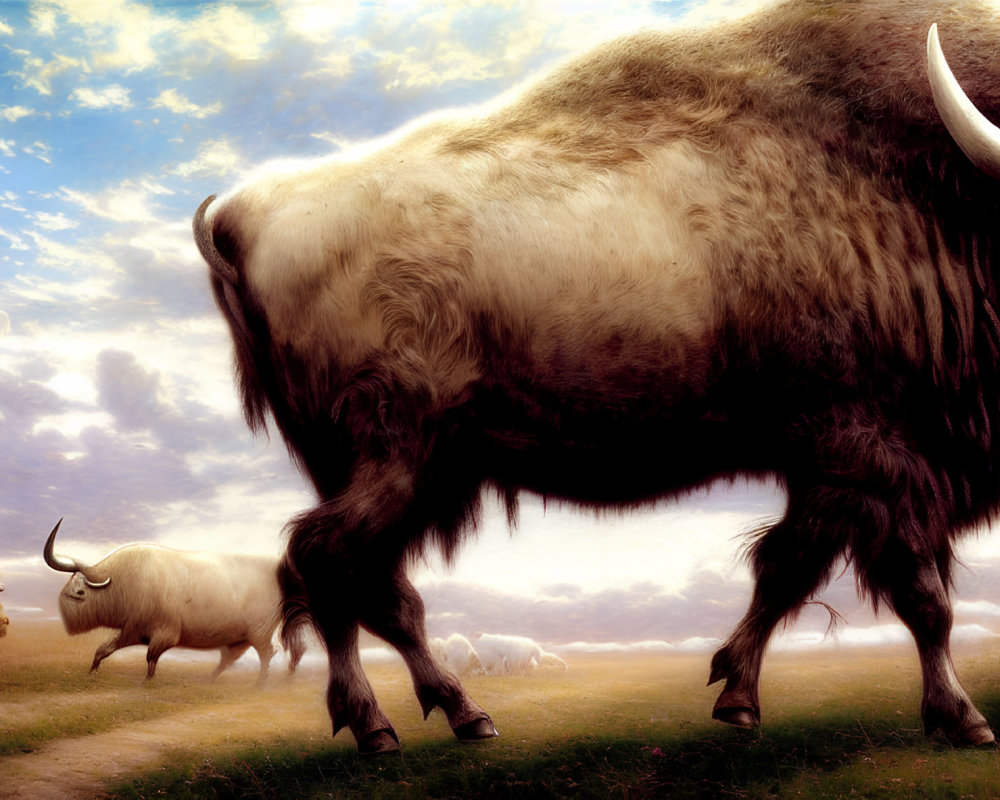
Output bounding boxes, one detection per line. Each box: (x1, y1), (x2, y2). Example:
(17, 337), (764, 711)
(195, 0), (1000, 751)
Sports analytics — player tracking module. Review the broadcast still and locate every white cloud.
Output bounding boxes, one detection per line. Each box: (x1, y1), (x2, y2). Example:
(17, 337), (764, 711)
(10, 52), (86, 95)
(170, 138), (243, 179)
(0, 310), (9, 337)
(32, 410), (114, 439)
(771, 623), (999, 651)
(309, 131), (360, 151)
(22, 229), (121, 276)
(45, 371), (98, 405)
(1, 191), (23, 211)
(69, 84), (132, 109)
(0, 19), (13, 36)
(22, 141), (53, 164)
(59, 179), (172, 223)
(155, 480), (310, 556)
(0, 106), (35, 123)
(6, 269), (116, 304)
(679, 0), (778, 26)
(150, 88), (221, 119)
(0, 226), (29, 251)
(561, 640), (679, 654)
(0, 139), (15, 157)
(29, 5), (58, 36)
(0, 315), (244, 435)
(31, 211), (78, 231)
(182, 4), (270, 62)
(278, 0), (363, 44)
(381, 42), (504, 91)
(21, 0), (271, 82)
(955, 599), (1000, 618)
(32, 0), (168, 72)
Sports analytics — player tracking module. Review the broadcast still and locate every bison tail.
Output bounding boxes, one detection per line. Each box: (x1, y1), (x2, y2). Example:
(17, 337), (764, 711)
(278, 556), (311, 674)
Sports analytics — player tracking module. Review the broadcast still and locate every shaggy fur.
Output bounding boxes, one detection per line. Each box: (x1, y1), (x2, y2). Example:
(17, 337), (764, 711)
(46, 525), (304, 682)
(195, 0), (1000, 750)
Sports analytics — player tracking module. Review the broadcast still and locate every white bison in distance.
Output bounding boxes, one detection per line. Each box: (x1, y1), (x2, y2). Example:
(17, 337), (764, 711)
(474, 634), (568, 676)
(43, 520), (304, 683)
(196, 0), (1000, 753)
(429, 633), (483, 676)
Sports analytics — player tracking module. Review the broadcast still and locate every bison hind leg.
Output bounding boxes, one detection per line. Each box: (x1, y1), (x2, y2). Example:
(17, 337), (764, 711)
(710, 486), (849, 728)
(213, 642), (252, 681)
(144, 630), (181, 680)
(252, 640), (276, 686)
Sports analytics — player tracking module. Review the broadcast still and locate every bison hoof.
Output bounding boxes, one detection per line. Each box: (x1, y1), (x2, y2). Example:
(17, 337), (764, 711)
(947, 721), (995, 747)
(712, 688), (760, 729)
(357, 727), (401, 756)
(454, 716), (499, 742)
(713, 707), (760, 729)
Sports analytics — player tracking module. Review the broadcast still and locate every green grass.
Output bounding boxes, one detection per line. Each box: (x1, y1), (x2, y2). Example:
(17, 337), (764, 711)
(103, 645), (1000, 799)
(100, 712), (1000, 800)
(0, 622), (306, 756)
(4, 622), (1000, 799)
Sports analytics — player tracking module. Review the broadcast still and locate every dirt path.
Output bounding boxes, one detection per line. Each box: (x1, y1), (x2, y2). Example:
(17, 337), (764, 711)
(0, 682), (333, 800)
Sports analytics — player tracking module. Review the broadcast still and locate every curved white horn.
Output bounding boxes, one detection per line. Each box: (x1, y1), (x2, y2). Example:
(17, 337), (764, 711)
(43, 519), (111, 588)
(927, 23), (1000, 179)
(43, 519), (78, 573)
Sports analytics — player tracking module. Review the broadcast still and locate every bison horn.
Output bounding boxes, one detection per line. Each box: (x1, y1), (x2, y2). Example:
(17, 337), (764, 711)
(193, 195), (239, 286)
(43, 519), (111, 589)
(927, 24), (1000, 179)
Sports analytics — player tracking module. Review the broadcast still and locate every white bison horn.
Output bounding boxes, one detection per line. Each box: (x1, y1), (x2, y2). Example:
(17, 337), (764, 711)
(43, 519), (111, 589)
(927, 24), (1000, 179)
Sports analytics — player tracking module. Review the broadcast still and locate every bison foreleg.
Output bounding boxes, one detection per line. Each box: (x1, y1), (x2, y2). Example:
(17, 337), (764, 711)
(90, 630), (142, 672)
(359, 569), (497, 742)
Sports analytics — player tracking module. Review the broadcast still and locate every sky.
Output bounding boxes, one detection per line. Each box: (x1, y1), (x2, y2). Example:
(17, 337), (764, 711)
(4, 0), (1000, 660)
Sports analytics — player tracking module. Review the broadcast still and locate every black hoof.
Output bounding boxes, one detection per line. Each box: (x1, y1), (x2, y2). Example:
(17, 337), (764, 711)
(454, 717), (499, 742)
(712, 706), (760, 729)
(946, 722), (995, 747)
(358, 727), (401, 756)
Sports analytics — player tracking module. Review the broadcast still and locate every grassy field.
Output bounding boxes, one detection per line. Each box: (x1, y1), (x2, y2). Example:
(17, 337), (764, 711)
(2, 621), (1000, 799)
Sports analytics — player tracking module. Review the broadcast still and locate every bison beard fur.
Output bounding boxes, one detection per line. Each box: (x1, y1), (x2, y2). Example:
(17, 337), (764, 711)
(195, 0), (1000, 752)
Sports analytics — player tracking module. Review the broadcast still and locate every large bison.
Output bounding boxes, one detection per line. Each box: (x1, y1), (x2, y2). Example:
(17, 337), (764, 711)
(194, 0), (1000, 752)
(44, 520), (304, 682)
